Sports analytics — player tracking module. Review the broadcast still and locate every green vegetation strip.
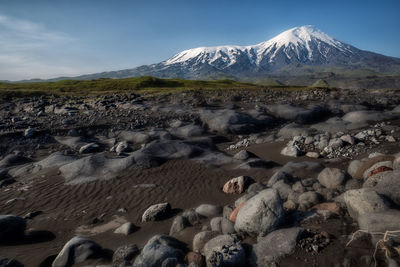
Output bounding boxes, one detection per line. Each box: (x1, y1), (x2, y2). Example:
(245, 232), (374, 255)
(0, 76), (315, 98)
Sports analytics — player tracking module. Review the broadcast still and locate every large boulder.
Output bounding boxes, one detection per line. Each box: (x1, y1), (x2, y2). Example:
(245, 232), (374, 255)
(114, 222), (136, 235)
(372, 170), (400, 206)
(246, 182), (267, 194)
(193, 231), (220, 253)
(340, 134), (356, 145)
(222, 176), (253, 194)
(267, 104), (327, 124)
(210, 217), (235, 234)
(280, 161), (324, 177)
(317, 168), (347, 189)
(328, 138), (344, 149)
(208, 108), (273, 133)
(59, 155), (136, 184)
(342, 110), (392, 124)
(268, 161), (324, 187)
(181, 209), (203, 226)
(186, 252), (205, 266)
(298, 191), (322, 211)
(311, 118), (350, 134)
(0, 215), (26, 243)
(234, 189), (285, 236)
(113, 244), (139, 263)
(133, 235), (185, 267)
(233, 150), (255, 160)
(9, 152), (78, 178)
(344, 188), (389, 221)
(353, 155), (395, 179)
(199, 109), (264, 134)
(169, 216), (189, 236)
(347, 160), (363, 178)
(112, 141), (130, 154)
(358, 210), (400, 232)
(277, 123), (314, 139)
(79, 143), (100, 154)
(235, 193), (257, 208)
(280, 142), (301, 157)
(118, 130), (151, 144)
(52, 236), (102, 267)
(345, 179), (362, 190)
(142, 203), (171, 222)
(362, 161), (393, 179)
(203, 235), (246, 267)
(327, 101), (367, 114)
(170, 124), (204, 138)
(36, 152), (77, 169)
(195, 204), (222, 218)
(139, 140), (203, 160)
(267, 171), (295, 187)
(272, 180), (293, 201)
(249, 227), (304, 266)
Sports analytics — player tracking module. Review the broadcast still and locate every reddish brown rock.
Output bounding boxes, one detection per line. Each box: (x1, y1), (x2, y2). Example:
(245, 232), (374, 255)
(354, 155), (394, 179)
(368, 166), (393, 178)
(312, 202), (344, 216)
(229, 202), (245, 222)
(186, 252), (205, 267)
(222, 176), (249, 194)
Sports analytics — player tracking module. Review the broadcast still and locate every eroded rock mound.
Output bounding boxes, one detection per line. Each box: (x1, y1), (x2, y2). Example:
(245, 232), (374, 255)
(52, 236), (102, 267)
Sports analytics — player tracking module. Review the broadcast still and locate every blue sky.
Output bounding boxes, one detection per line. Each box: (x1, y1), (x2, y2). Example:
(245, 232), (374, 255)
(1, 0), (399, 80)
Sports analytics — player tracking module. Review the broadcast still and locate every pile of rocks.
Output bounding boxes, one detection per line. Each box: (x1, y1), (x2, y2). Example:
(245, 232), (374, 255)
(119, 152), (399, 266)
(281, 122), (398, 159)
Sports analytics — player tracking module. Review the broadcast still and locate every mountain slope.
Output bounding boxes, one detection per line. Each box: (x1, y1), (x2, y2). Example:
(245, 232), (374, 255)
(163, 25), (356, 71)
(153, 25), (400, 77)
(25, 25), (400, 88)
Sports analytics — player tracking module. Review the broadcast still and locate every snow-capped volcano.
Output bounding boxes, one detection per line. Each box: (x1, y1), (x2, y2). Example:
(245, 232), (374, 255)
(163, 25), (356, 70)
(253, 25), (354, 63)
(65, 25), (400, 85)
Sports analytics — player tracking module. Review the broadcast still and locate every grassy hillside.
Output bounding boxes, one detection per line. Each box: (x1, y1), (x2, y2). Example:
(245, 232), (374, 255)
(311, 79), (330, 88)
(0, 76), (266, 97)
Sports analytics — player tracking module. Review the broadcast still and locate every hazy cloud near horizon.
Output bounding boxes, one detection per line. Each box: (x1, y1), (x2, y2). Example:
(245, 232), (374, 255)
(0, 15), (93, 81)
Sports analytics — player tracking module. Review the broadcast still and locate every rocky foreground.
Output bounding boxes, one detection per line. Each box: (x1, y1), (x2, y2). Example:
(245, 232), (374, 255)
(0, 87), (400, 266)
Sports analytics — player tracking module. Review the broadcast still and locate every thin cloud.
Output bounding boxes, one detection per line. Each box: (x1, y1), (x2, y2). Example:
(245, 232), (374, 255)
(0, 15), (72, 43)
(0, 14), (82, 80)
(0, 15), (41, 32)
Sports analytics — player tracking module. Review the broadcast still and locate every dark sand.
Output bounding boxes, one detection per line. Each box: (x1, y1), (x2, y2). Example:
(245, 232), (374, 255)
(0, 138), (397, 266)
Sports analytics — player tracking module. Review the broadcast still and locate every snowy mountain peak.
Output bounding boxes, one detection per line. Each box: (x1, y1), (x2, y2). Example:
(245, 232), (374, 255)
(163, 25), (355, 69)
(263, 25), (340, 48)
(258, 25), (344, 50)
(254, 25), (352, 63)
